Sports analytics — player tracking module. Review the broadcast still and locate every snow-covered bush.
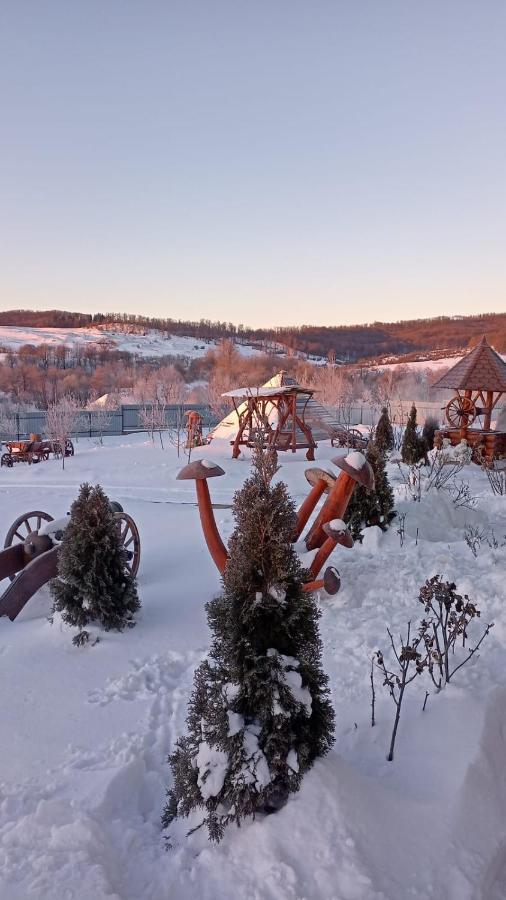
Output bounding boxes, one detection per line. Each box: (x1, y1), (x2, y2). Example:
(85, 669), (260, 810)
(482, 460), (506, 495)
(163, 444), (335, 842)
(51, 483), (140, 640)
(453, 439), (473, 466)
(373, 577), (493, 761)
(418, 576), (493, 688)
(398, 451), (476, 509)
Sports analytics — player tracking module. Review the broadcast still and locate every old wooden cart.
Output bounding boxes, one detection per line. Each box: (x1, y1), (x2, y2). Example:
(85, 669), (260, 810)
(0, 503), (140, 620)
(1, 435), (74, 468)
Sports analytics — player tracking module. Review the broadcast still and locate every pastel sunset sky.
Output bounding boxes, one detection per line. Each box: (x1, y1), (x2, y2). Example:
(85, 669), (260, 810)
(1, 1), (505, 326)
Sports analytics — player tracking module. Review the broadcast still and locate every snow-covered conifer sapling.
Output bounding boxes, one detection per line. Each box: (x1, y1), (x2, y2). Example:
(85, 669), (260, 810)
(163, 444), (335, 842)
(51, 483), (140, 642)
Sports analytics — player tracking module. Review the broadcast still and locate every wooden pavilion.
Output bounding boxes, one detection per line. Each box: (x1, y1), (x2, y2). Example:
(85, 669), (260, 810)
(222, 378), (317, 460)
(433, 336), (506, 462)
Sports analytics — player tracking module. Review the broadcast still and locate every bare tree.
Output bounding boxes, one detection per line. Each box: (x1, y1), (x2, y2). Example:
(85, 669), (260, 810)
(482, 460), (506, 495)
(0, 405), (19, 441)
(207, 369), (235, 420)
(139, 400), (167, 448)
(418, 576), (493, 688)
(88, 391), (119, 445)
(45, 394), (83, 469)
(374, 623), (426, 761)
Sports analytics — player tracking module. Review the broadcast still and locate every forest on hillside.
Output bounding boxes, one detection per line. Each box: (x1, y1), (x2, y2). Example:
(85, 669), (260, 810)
(0, 309), (505, 360)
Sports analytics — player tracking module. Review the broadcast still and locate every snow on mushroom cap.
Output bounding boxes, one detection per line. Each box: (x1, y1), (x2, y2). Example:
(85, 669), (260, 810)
(201, 458), (219, 469)
(328, 519), (346, 532)
(344, 451), (366, 470)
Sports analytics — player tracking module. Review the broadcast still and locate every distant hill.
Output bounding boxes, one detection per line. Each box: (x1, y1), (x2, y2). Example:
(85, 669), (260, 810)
(0, 308), (504, 361)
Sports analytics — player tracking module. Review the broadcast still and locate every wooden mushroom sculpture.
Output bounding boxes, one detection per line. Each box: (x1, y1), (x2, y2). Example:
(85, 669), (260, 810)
(294, 467), (337, 541)
(309, 519), (353, 581)
(302, 564), (342, 596)
(177, 459), (228, 573)
(305, 450), (375, 551)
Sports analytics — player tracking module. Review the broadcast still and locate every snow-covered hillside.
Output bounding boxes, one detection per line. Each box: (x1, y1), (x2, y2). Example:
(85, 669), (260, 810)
(0, 325), (265, 361)
(365, 347), (506, 375)
(0, 435), (505, 899)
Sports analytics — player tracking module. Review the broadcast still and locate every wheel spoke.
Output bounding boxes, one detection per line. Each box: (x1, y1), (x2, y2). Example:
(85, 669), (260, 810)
(124, 536), (134, 548)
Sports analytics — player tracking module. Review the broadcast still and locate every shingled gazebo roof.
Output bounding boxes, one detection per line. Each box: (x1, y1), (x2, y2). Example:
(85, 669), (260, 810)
(432, 336), (506, 392)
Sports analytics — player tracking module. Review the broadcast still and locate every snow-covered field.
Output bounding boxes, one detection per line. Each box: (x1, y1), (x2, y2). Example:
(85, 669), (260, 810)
(0, 325), (264, 361)
(0, 435), (505, 900)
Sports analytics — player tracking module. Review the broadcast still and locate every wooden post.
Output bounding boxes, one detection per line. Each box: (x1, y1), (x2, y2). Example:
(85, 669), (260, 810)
(461, 389), (473, 439)
(484, 391), (493, 431)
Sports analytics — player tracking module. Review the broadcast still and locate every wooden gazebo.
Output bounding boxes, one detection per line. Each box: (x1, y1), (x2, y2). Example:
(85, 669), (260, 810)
(222, 382), (317, 460)
(433, 336), (506, 462)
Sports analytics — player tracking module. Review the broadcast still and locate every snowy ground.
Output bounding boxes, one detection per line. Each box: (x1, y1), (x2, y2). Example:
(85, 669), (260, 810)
(0, 325), (264, 361)
(0, 434), (505, 900)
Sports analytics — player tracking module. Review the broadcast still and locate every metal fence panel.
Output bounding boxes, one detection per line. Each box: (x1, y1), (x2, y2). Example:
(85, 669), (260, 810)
(0, 400), (445, 442)
(0, 404), (220, 441)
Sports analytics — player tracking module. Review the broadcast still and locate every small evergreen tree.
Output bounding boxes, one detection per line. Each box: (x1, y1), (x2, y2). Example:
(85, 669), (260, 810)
(163, 446), (334, 842)
(375, 406), (394, 454)
(422, 416), (439, 452)
(345, 439), (395, 540)
(401, 405), (426, 464)
(51, 483), (140, 635)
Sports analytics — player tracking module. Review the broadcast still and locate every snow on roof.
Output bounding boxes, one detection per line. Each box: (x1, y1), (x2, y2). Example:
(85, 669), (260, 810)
(222, 384), (312, 399)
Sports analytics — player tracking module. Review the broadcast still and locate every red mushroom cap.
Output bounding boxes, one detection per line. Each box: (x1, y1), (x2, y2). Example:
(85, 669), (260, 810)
(177, 459), (225, 480)
(322, 520), (354, 548)
(332, 451), (375, 490)
(323, 566), (341, 595)
(304, 467), (336, 492)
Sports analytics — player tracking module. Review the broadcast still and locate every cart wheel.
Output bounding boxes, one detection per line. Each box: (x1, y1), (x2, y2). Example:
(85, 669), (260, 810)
(115, 512), (141, 578)
(446, 396), (476, 429)
(1, 453), (13, 468)
(4, 510), (54, 581)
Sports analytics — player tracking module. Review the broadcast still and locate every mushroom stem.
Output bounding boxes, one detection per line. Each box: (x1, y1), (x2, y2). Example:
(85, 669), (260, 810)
(302, 578), (325, 593)
(293, 480), (327, 541)
(310, 536), (340, 579)
(195, 479), (229, 574)
(305, 473), (356, 550)
(303, 566), (341, 597)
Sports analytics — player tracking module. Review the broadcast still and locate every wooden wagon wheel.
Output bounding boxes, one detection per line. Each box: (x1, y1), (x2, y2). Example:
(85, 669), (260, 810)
(4, 510), (54, 581)
(114, 512), (141, 578)
(445, 396), (476, 429)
